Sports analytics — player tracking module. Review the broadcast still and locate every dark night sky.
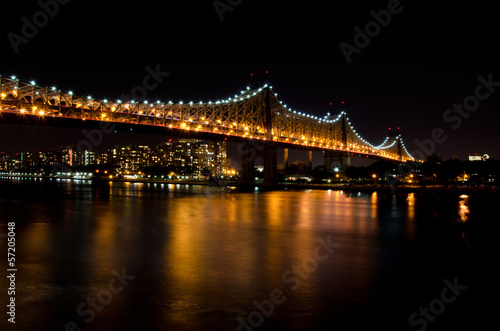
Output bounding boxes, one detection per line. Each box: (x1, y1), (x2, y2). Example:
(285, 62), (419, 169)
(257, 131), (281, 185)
(1, 0), (499, 163)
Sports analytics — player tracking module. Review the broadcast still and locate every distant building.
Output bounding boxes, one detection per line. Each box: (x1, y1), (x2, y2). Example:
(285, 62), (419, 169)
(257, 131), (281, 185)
(0, 153), (11, 172)
(152, 139), (227, 175)
(119, 145), (152, 172)
(99, 148), (119, 166)
(427, 153), (442, 164)
(468, 153), (490, 161)
(62, 148), (75, 166)
(76, 150), (96, 166)
(194, 140), (227, 175)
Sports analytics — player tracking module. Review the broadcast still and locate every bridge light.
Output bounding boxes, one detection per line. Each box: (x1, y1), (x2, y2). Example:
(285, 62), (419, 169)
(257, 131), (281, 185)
(30, 80), (36, 85)
(87, 96), (92, 100)
(117, 99), (122, 104)
(52, 86), (57, 91)
(103, 99), (108, 103)
(68, 91), (73, 95)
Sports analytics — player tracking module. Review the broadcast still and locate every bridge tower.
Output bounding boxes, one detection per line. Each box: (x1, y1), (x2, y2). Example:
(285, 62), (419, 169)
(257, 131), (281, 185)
(387, 127), (403, 162)
(239, 85), (278, 187)
(324, 102), (351, 172)
(263, 85), (278, 186)
(397, 127), (403, 161)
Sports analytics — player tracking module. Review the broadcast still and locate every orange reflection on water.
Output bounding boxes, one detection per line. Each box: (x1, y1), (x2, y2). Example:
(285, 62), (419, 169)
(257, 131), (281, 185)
(407, 193), (415, 219)
(371, 191), (378, 219)
(458, 195), (470, 222)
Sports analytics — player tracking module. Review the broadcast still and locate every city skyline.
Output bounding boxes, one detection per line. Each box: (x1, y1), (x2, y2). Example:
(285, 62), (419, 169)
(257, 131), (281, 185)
(0, 138), (231, 176)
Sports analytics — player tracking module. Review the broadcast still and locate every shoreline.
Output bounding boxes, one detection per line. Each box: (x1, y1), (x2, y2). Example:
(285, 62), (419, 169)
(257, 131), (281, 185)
(1, 175), (498, 193)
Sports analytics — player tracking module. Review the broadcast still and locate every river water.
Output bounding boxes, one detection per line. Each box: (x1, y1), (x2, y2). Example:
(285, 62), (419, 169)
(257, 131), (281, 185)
(0, 178), (497, 330)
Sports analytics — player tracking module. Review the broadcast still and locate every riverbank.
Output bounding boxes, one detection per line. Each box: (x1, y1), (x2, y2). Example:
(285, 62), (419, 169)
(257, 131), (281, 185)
(1, 175), (498, 193)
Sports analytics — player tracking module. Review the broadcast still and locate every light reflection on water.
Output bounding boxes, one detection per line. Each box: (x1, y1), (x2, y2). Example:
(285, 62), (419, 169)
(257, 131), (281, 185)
(0, 178), (485, 330)
(458, 194), (470, 222)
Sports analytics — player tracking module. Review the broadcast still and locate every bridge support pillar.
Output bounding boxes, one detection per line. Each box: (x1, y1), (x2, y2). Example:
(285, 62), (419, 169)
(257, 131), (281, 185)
(308, 151), (313, 170)
(263, 143), (277, 187)
(239, 142), (255, 185)
(284, 148), (289, 170)
(324, 151), (351, 172)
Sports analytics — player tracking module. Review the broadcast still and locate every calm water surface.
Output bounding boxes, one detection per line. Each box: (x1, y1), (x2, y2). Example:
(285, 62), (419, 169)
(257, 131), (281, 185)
(0, 178), (497, 330)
